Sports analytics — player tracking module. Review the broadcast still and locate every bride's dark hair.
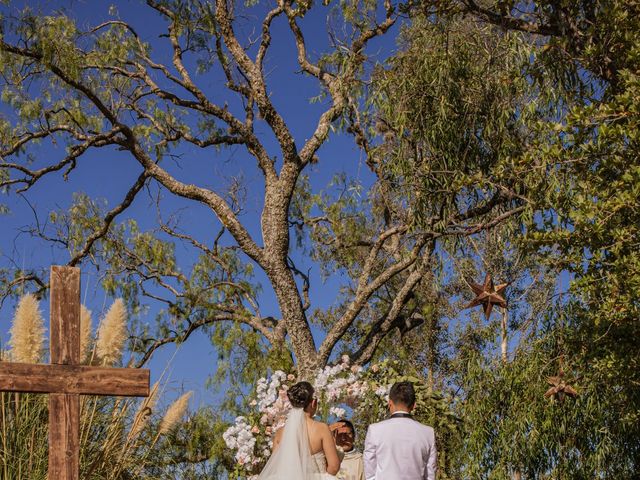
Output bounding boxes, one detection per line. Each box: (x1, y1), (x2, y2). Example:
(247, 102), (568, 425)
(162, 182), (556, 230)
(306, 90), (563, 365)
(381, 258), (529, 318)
(287, 381), (315, 409)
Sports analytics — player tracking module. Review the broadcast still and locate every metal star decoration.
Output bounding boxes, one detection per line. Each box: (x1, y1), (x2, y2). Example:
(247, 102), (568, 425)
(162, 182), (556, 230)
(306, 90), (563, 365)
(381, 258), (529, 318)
(544, 370), (578, 402)
(464, 274), (508, 319)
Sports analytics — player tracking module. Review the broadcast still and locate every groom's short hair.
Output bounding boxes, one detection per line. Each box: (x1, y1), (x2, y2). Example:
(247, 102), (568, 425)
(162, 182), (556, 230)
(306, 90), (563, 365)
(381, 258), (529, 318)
(389, 381), (416, 407)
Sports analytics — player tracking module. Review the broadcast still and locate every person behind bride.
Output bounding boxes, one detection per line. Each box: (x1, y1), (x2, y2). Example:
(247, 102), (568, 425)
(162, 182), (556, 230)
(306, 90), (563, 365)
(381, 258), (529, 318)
(258, 381), (341, 479)
(331, 419), (364, 480)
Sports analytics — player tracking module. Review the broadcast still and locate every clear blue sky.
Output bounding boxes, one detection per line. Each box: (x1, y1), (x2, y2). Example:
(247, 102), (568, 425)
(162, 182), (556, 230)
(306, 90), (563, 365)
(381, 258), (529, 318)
(0, 0), (402, 407)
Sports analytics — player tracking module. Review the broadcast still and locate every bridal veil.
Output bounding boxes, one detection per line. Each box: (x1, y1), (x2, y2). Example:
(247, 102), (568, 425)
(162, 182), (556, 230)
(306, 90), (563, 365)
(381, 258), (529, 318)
(257, 408), (322, 479)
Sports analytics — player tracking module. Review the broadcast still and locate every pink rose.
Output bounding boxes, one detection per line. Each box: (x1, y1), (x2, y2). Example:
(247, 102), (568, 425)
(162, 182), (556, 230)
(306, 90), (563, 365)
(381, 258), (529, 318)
(287, 374), (295, 381)
(251, 426), (260, 434)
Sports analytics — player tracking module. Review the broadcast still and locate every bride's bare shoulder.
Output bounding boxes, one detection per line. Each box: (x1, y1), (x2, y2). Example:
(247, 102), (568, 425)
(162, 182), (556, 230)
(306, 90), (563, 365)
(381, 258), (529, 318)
(310, 418), (329, 427)
(305, 418), (324, 429)
(310, 420), (333, 436)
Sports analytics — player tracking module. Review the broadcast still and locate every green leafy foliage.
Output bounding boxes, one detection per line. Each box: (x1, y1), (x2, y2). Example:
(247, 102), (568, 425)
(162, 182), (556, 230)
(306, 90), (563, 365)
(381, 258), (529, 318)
(369, 16), (537, 228)
(367, 2), (640, 477)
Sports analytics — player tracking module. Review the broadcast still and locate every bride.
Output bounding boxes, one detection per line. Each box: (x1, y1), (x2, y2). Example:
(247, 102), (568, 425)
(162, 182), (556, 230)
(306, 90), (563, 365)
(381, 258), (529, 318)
(258, 381), (341, 479)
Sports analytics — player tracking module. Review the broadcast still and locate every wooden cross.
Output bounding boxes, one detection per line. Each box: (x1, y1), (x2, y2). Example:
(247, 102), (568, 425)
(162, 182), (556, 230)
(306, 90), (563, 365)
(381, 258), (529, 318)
(0, 266), (150, 480)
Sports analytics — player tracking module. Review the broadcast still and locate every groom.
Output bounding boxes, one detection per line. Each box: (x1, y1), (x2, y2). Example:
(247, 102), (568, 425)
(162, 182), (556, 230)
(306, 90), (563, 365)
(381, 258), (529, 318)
(363, 382), (437, 480)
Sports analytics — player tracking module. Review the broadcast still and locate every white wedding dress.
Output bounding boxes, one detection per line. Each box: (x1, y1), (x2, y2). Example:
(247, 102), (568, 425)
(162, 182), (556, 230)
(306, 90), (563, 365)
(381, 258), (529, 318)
(258, 408), (337, 479)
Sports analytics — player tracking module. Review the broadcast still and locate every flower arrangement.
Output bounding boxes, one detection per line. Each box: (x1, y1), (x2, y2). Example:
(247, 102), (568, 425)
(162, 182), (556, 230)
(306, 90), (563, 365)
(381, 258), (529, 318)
(223, 356), (393, 478)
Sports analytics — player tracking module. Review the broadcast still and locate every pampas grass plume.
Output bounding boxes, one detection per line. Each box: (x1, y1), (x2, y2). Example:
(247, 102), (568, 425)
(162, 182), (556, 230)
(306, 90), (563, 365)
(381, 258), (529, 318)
(129, 381), (160, 440)
(80, 305), (93, 362)
(9, 293), (45, 363)
(158, 391), (192, 436)
(96, 299), (127, 365)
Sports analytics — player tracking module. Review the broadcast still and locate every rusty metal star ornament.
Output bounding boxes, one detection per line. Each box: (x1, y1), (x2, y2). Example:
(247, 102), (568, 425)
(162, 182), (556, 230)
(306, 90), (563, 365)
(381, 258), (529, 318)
(464, 274), (508, 319)
(544, 370), (578, 402)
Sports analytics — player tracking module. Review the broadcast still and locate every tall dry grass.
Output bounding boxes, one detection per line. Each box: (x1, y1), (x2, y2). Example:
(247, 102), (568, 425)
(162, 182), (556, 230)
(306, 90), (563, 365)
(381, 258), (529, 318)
(2, 294), (48, 479)
(158, 391), (193, 436)
(128, 381), (160, 442)
(8, 293), (45, 363)
(95, 298), (127, 365)
(1, 295), (193, 479)
(80, 305), (93, 363)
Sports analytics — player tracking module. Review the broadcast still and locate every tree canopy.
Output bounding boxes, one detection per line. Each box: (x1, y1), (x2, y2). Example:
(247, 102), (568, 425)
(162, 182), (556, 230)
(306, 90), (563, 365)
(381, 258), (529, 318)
(1, 0), (639, 478)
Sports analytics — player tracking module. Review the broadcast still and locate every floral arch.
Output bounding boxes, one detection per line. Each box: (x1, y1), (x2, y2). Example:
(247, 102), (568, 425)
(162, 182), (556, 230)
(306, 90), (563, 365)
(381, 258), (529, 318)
(223, 357), (459, 479)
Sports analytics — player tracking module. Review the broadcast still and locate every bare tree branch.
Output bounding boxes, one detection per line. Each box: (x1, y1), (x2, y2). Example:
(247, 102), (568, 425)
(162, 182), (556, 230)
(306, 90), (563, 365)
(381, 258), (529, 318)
(461, 0), (559, 36)
(319, 231), (427, 363)
(352, 254), (431, 365)
(68, 171), (148, 267)
(133, 310), (279, 367)
(0, 273), (47, 308)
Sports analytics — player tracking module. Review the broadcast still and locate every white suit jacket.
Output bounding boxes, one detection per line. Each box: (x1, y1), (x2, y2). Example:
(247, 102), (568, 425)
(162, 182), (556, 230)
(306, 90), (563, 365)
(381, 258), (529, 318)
(363, 416), (437, 480)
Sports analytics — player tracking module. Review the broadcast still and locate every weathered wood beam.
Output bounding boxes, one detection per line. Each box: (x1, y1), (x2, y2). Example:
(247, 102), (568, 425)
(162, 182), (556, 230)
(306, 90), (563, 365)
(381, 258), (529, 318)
(49, 265), (81, 480)
(0, 362), (150, 396)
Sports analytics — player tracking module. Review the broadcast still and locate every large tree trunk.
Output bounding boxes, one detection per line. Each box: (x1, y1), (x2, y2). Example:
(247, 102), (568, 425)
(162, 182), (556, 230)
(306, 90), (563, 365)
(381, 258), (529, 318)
(261, 172), (319, 378)
(269, 267), (318, 377)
